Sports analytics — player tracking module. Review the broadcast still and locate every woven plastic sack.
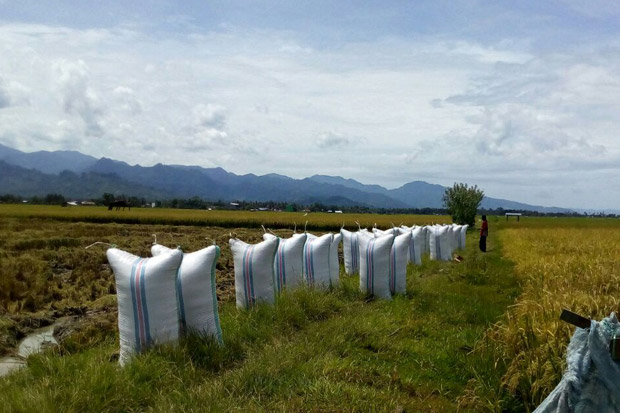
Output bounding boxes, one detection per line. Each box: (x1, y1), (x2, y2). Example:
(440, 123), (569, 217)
(151, 244), (222, 343)
(230, 236), (279, 309)
(302, 233), (333, 288)
(459, 224), (468, 249)
(263, 233), (307, 292)
(390, 232), (410, 295)
(340, 229), (359, 275)
(107, 247), (183, 366)
(358, 232), (393, 300)
(429, 226), (451, 261)
(410, 227), (424, 265)
(329, 233), (342, 287)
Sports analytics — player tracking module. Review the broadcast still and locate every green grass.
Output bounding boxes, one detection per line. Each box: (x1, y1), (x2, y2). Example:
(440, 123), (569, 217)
(0, 231), (521, 412)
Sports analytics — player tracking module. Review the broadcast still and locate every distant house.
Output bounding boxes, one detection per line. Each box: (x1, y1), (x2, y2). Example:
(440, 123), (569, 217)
(258, 207), (269, 211)
(67, 201), (79, 206)
(335, 210), (343, 214)
(81, 201), (96, 206)
(229, 202), (240, 209)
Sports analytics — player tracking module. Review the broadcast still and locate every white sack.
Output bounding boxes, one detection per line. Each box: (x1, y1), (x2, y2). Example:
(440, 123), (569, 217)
(107, 247), (183, 366)
(230, 236), (279, 310)
(390, 232), (410, 295)
(341, 229), (360, 275)
(151, 244), (222, 343)
(459, 224), (468, 249)
(330, 233), (342, 287)
(429, 226), (452, 261)
(358, 232), (393, 300)
(302, 233), (333, 288)
(410, 227), (424, 265)
(263, 233), (307, 292)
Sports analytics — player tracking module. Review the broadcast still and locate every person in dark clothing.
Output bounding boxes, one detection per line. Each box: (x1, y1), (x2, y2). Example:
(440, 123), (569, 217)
(479, 215), (488, 252)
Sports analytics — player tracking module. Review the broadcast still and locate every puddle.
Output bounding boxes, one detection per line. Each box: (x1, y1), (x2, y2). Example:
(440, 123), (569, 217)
(0, 325), (58, 377)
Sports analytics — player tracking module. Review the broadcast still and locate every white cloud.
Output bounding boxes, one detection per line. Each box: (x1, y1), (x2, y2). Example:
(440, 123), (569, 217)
(52, 59), (104, 137)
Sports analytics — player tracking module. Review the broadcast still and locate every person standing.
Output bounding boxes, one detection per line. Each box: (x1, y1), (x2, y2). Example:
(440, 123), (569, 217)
(479, 215), (488, 252)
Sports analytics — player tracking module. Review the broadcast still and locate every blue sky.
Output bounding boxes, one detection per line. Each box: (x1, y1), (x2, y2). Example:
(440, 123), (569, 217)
(0, 1), (619, 209)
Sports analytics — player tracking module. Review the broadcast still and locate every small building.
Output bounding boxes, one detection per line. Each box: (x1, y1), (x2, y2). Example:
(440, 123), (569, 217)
(505, 212), (523, 221)
(81, 201), (96, 206)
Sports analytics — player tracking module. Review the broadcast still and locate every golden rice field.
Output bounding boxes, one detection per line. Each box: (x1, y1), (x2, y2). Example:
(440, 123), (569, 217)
(2, 204), (620, 411)
(461, 222), (620, 410)
(0, 204), (451, 231)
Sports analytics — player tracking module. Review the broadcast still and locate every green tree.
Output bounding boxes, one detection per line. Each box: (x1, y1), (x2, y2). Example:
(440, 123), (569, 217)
(102, 193), (115, 206)
(443, 183), (484, 226)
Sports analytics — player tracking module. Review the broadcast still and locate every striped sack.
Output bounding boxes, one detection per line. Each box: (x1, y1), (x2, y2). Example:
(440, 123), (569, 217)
(151, 244), (222, 344)
(358, 232), (393, 300)
(340, 229), (360, 275)
(329, 233), (342, 287)
(230, 236), (279, 310)
(302, 233), (333, 289)
(263, 233), (307, 292)
(390, 232), (410, 295)
(107, 247), (183, 366)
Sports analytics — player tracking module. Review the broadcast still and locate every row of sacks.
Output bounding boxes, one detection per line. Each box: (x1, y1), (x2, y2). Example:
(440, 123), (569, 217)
(341, 224), (469, 276)
(231, 232), (342, 310)
(105, 232), (344, 365)
(105, 224), (469, 365)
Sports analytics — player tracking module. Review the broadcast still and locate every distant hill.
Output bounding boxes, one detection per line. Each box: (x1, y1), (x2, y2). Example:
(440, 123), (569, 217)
(0, 143), (575, 212)
(0, 143), (97, 174)
(0, 160), (164, 199)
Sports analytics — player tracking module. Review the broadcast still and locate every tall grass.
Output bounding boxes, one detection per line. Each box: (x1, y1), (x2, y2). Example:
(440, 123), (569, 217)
(459, 226), (620, 411)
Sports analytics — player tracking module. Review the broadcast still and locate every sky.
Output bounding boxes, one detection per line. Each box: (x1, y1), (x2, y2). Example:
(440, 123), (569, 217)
(0, 1), (619, 209)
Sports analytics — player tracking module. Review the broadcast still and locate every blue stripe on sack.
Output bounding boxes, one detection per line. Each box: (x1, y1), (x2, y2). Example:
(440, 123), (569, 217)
(129, 258), (141, 352)
(140, 260), (151, 346)
(390, 244), (395, 293)
(176, 265), (186, 333)
(248, 247), (255, 303)
(274, 244), (281, 291)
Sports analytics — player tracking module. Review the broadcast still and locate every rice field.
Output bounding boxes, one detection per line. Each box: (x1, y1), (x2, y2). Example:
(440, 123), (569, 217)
(1, 205), (619, 411)
(460, 221), (620, 410)
(0, 204), (451, 231)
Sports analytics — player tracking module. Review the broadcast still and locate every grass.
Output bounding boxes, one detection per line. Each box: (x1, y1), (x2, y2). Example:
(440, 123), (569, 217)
(0, 216), (520, 412)
(459, 224), (620, 411)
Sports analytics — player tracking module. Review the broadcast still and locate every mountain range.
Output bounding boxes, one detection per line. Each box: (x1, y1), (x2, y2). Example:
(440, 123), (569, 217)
(0, 143), (573, 213)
